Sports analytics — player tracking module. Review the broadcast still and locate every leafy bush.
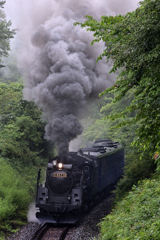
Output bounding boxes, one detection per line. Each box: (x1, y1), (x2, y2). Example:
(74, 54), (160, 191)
(0, 115), (45, 166)
(0, 157), (32, 238)
(0, 82), (54, 169)
(114, 151), (156, 200)
(100, 175), (160, 240)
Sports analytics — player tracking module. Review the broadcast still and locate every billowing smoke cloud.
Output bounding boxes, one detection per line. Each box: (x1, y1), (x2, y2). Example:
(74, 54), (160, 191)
(4, 0), (140, 158)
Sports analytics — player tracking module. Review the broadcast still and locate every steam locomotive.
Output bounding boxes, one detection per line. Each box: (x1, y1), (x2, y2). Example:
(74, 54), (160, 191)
(36, 139), (124, 224)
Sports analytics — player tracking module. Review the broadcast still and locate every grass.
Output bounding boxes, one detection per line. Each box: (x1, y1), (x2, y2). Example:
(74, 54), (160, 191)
(0, 157), (32, 239)
(99, 174), (160, 239)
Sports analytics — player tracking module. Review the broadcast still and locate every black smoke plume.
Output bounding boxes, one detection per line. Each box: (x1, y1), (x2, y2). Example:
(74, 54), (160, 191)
(9, 0), (139, 157)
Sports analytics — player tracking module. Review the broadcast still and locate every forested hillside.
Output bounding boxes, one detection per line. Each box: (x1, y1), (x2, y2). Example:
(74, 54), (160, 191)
(0, 3), (54, 236)
(77, 0), (160, 238)
(0, 82), (55, 238)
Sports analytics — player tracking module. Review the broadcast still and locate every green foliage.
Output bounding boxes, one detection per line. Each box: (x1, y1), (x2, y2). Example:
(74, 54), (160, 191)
(76, 0), (160, 158)
(0, 82), (55, 238)
(82, 90), (156, 200)
(0, 82), (54, 169)
(0, 157), (31, 238)
(81, 90), (138, 158)
(100, 175), (160, 239)
(0, 116), (43, 166)
(114, 151), (156, 200)
(0, 82), (22, 116)
(0, 1), (15, 67)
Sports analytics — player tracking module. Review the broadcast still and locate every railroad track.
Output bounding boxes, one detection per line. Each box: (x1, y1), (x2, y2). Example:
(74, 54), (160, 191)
(31, 223), (75, 240)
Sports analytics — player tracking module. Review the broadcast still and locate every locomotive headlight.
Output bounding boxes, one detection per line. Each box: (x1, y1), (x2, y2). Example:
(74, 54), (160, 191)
(52, 160), (57, 166)
(58, 163), (63, 170)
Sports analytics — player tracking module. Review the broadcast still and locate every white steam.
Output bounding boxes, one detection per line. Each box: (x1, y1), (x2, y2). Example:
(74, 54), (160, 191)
(27, 203), (40, 223)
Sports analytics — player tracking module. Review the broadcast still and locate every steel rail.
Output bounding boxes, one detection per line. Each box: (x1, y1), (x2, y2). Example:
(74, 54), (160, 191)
(59, 226), (70, 240)
(31, 222), (50, 240)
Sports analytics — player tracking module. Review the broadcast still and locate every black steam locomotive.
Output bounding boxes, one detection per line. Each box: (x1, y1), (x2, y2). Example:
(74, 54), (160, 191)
(36, 139), (124, 223)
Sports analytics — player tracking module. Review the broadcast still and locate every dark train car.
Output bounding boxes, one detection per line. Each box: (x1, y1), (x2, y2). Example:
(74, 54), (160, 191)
(36, 139), (124, 224)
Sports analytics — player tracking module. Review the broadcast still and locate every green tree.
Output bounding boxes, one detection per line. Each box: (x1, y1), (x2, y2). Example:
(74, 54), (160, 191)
(76, 0), (160, 157)
(0, 1), (15, 67)
(0, 82), (54, 169)
(81, 90), (156, 199)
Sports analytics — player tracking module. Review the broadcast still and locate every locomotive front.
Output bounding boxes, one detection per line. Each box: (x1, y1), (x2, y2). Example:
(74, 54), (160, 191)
(36, 156), (86, 223)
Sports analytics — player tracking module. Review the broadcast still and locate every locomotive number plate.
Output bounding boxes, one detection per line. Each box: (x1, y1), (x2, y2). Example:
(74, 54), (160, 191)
(53, 173), (67, 178)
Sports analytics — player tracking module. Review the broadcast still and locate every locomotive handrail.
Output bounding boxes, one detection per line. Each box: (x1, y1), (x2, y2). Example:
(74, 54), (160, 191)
(36, 169), (41, 202)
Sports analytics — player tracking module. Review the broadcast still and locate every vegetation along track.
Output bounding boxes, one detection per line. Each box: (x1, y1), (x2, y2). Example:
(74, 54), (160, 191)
(31, 222), (76, 240)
